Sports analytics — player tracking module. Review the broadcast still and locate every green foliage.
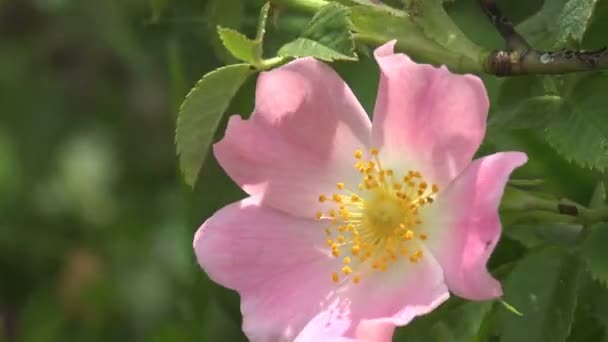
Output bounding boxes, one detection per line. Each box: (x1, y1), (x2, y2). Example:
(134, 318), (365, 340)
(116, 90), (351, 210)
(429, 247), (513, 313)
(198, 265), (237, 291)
(176, 64), (254, 187)
(488, 95), (562, 131)
(10, 0), (608, 341)
(279, 38), (356, 61)
(394, 299), (493, 341)
(497, 249), (581, 342)
(349, 6), (444, 64)
(279, 3), (357, 61)
(555, 0), (600, 46)
(218, 28), (262, 65)
(545, 74), (608, 170)
(517, 0), (599, 48)
(580, 224), (608, 285)
(411, 0), (483, 65)
(217, 2), (270, 66)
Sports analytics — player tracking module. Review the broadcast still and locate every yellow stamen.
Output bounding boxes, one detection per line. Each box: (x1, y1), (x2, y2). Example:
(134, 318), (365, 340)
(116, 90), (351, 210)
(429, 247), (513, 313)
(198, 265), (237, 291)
(316, 147), (438, 284)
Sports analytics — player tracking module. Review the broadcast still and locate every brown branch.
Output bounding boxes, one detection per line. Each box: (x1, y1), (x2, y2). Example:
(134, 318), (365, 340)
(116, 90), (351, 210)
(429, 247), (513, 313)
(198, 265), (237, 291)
(479, 0), (608, 76)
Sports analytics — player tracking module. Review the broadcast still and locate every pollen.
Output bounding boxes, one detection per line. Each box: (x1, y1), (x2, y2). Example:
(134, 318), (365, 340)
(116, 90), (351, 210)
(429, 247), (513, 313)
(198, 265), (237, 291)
(316, 147), (439, 284)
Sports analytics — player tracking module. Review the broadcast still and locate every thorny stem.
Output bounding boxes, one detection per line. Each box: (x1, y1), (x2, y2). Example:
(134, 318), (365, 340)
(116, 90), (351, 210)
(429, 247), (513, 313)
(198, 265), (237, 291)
(480, 0), (608, 76)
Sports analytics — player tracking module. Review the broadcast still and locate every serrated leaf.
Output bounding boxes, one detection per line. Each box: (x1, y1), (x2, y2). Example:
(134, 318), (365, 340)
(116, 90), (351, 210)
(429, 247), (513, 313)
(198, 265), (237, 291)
(545, 74), (608, 170)
(176, 64), (254, 187)
(497, 249), (581, 342)
(217, 27), (259, 65)
(555, 0), (599, 45)
(517, 0), (599, 48)
(580, 224), (608, 285)
(411, 0), (482, 64)
(488, 95), (563, 131)
(278, 3), (356, 61)
(350, 6), (447, 66)
(217, 3), (271, 66)
(302, 3), (355, 55)
(279, 38), (357, 61)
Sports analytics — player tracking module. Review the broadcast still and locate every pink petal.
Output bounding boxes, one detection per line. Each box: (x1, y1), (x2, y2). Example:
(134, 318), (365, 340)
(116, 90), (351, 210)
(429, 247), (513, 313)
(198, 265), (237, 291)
(193, 197), (342, 341)
(372, 41), (489, 186)
(214, 58), (371, 218)
(294, 247), (449, 340)
(423, 152), (528, 300)
(195, 198), (450, 341)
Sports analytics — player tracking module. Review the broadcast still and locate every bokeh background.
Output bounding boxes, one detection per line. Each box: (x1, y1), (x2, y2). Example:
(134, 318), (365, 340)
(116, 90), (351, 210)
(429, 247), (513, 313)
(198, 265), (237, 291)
(0, 0), (601, 341)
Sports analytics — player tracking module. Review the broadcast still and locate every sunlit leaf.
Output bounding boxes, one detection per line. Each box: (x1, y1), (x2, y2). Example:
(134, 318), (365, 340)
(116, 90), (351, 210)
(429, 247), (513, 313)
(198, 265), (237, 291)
(411, 0), (482, 64)
(278, 3), (357, 61)
(216, 3), (271, 66)
(176, 64), (254, 186)
(517, 0), (599, 48)
(218, 28), (260, 65)
(279, 38), (356, 61)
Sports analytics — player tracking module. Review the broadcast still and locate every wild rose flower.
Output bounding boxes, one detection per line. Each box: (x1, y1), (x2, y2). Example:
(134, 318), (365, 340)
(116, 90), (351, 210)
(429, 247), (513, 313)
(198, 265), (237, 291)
(193, 41), (527, 341)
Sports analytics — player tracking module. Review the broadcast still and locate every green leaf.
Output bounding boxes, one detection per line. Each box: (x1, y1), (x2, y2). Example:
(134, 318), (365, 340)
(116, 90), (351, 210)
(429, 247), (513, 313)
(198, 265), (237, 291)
(555, 0), (600, 46)
(488, 95), (563, 131)
(279, 38), (357, 61)
(339, 0), (406, 16)
(580, 224), (608, 285)
(176, 64), (254, 187)
(411, 0), (483, 64)
(568, 276), (607, 342)
(217, 3), (271, 66)
(517, 0), (599, 48)
(217, 27), (260, 65)
(349, 6), (474, 71)
(497, 249), (581, 342)
(278, 3), (357, 61)
(394, 299), (493, 342)
(545, 74), (608, 170)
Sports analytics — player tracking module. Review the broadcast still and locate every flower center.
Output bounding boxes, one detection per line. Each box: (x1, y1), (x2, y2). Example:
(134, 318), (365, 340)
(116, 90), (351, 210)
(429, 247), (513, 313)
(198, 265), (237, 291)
(316, 148), (439, 284)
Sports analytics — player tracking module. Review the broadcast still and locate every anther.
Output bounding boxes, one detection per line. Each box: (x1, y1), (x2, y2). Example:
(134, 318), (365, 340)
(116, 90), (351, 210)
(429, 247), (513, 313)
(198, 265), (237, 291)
(319, 195), (327, 203)
(337, 182), (345, 190)
(332, 272), (340, 283)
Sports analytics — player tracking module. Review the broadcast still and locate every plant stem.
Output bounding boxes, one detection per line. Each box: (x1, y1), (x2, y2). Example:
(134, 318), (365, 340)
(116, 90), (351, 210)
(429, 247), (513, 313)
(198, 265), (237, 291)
(479, 0), (608, 76)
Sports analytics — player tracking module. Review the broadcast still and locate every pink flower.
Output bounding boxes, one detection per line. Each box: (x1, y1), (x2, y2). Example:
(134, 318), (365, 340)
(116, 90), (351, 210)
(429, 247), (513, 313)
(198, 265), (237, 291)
(193, 41), (527, 341)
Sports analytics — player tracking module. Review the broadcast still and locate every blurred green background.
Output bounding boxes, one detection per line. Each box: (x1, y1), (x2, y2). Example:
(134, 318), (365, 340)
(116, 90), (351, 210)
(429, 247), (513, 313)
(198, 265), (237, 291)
(0, 0), (602, 341)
